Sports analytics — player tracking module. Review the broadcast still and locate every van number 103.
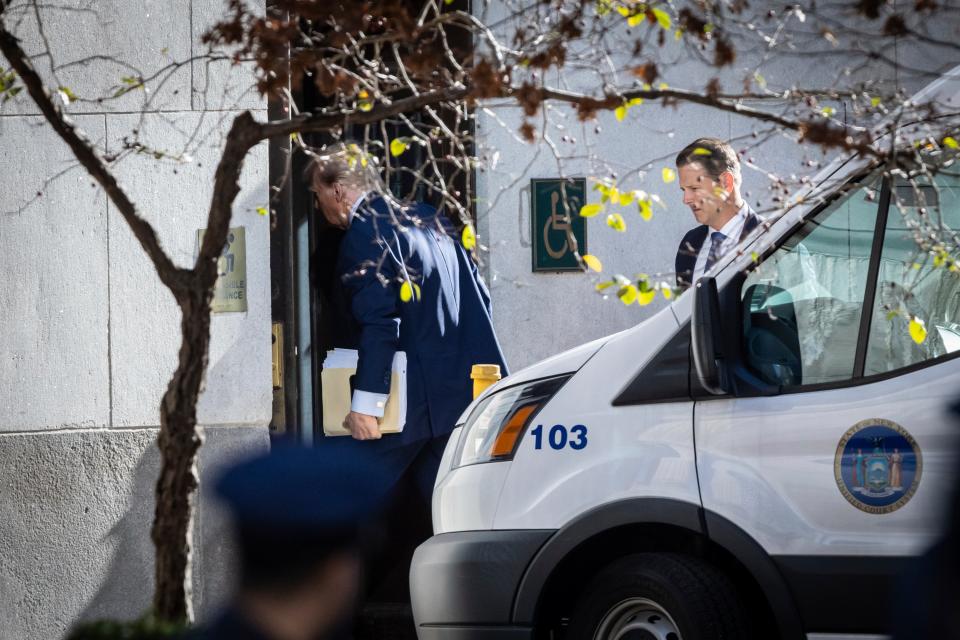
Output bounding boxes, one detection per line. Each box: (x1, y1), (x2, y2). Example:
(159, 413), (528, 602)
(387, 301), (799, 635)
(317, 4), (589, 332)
(530, 424), (588, 451)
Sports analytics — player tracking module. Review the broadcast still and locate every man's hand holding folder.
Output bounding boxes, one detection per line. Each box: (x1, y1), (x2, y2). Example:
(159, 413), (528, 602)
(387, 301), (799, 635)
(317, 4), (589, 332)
(321, 348), (407, 438)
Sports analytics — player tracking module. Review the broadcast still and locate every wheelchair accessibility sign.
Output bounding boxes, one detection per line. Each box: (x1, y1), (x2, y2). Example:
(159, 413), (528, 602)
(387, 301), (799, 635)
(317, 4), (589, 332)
(531, 178), (588, 272)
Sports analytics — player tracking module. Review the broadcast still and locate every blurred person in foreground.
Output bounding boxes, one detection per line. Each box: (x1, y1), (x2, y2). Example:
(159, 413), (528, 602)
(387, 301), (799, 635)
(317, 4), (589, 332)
(184, 441), (390, 640)
(892, 398), (960, 640)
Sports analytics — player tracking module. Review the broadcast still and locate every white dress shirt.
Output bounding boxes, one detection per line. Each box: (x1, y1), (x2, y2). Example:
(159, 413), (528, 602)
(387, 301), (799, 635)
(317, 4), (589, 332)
(692, 202), (749, 283)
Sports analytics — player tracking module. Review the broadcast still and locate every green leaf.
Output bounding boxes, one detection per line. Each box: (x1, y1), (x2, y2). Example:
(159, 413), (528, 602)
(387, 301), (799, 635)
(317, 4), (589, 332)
(909, 316), (927, 344)
(638, 199), (653, 221)
(390, 138), (409, 157)
(618, 284), (638, 305)
(400, 281), (414, 303)
(652, 8), (671, 30)
(606, 213), (626, 232)
(886, 310), (900, 321)
(579, 203), (603, 218)
(57, 86), (77, 105)
(582, 254), (603, 272)
(595, 280), (615, 291)
(461, 224), (477, 250)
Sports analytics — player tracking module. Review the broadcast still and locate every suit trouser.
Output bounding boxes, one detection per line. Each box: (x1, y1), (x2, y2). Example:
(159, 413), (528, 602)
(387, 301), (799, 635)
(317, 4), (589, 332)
(318, 432), (451, 498)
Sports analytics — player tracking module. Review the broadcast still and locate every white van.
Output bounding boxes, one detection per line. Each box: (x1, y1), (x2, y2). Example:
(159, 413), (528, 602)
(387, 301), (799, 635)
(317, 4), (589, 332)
(409, 77), (960, 639)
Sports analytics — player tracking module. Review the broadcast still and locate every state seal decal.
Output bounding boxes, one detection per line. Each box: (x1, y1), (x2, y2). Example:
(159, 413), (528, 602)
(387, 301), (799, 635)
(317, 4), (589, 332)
(834, 419), (922, 514)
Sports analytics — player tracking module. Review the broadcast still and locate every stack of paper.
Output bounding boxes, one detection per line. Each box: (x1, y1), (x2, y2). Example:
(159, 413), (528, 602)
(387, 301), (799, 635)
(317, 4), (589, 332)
(320, 349), (407, 436)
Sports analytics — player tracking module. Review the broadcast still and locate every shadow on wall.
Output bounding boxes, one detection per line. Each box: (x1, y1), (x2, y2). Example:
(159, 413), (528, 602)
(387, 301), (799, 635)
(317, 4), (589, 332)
(74, 444), (159, 627)
(71, 425), (270, 631)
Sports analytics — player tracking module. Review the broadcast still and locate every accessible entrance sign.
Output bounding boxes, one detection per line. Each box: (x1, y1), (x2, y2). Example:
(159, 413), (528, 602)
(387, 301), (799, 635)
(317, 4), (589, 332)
(530, 178), (587, 272)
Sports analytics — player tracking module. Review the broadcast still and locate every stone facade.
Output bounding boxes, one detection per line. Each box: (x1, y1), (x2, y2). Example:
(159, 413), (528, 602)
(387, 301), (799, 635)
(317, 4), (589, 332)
(0, 2), (270, 638)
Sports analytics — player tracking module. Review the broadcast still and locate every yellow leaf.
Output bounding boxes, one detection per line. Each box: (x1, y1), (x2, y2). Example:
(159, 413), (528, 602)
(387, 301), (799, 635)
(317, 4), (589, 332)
(462, 224), (477, 250)
(638, 199), (653, 220)
(582, 254), (603, 272)
(595, 280), (615, 291)
(870, 96), (882, 108)
(652, 8), (671, 30)
(661, 284), (673, 300)
(934, 252), (946, 268)
(618, 284), (638, 305)
(692, 147), (712, 156)
(627, 13), (643, 27)
(674, 28), (683, 40)
(615, 105), (628, 122)
(751, 251), (760, 263)
(580, 203), (603, 218)
(390, 138), (408, 156)
(619, 191), (635, 206)
(822, 106), (836, 117)
(944, 136), (959, 149)
(413, 283), (421, 300)
(909, 316), (927, 344)
(256, 206), (268, 217)
(658, 82), (669, 90)
(400, 281), (413, 303)
(628, 97), (644, 107)
(662, 167), (676, 183)
(637, 289), (656, 306)
(607, 213), (627, 232)
(617, 6), (630, 17)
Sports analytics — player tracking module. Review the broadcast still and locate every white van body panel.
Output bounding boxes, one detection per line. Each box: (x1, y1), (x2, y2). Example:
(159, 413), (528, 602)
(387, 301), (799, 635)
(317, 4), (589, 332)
(493, 307), (702, 530)
(433, 440), (511, 534)
(451, 333), (613, 427)
(696, 355), (960, 557)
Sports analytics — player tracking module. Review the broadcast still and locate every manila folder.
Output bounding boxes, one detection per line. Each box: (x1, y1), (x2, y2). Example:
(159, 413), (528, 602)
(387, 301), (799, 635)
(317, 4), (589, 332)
(321, 349), (407, 436)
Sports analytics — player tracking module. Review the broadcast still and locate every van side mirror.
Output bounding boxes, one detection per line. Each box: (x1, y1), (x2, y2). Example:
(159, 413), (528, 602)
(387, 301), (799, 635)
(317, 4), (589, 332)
(691, 276), (729, 395)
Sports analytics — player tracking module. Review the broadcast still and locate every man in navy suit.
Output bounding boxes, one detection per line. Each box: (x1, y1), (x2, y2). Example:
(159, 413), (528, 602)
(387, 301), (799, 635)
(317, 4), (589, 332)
(308, 150), (508, 501)
(674, 137), (761, 290)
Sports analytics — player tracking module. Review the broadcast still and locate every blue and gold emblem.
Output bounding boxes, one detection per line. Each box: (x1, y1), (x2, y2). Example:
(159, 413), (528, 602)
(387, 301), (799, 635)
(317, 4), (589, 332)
(834, 419), (922, 514)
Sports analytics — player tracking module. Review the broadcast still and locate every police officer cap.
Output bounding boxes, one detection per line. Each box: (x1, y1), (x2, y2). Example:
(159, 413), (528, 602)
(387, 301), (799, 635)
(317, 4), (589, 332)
(215, 440), (391, 541)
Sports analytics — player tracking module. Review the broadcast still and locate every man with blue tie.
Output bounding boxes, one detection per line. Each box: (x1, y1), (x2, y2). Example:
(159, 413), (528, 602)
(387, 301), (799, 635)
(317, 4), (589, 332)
(308, 148), (508, 500)
(674, 138), (761, 290)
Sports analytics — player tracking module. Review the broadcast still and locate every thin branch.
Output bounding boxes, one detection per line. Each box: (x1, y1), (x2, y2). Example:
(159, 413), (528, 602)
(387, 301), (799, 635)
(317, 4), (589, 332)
(0, 18), (188, 292)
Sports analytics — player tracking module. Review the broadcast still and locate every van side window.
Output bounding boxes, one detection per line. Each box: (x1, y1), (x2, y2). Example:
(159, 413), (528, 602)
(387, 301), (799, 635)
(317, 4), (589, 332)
(740, 177), (881, 386)
(864, 173), (960, 374)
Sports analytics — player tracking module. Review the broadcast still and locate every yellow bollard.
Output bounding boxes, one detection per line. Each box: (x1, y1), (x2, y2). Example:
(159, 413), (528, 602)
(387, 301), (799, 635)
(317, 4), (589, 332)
(471, 364), (502, 399)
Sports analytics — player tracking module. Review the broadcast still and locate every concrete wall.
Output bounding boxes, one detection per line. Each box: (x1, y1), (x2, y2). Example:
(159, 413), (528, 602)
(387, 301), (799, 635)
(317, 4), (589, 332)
(0, 1), (270, 638)
(475, 4), (957, 371)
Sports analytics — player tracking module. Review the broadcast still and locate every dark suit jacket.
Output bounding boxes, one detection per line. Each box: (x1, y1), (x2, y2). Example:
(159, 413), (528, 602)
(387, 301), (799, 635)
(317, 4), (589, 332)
(336, 195), (508, 445)
(675, 208), (761, 289)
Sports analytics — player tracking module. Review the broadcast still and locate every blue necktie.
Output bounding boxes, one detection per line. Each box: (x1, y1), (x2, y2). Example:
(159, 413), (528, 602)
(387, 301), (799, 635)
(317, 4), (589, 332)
(704, 231), (727, 273)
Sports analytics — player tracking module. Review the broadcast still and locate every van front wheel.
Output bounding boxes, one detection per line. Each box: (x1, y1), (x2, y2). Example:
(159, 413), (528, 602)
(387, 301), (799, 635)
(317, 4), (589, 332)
(565, 552), (749, 640)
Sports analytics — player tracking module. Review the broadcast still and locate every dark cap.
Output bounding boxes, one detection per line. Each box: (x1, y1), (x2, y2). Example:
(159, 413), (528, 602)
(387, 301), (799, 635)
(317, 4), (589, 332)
(215, 439), (391, 544)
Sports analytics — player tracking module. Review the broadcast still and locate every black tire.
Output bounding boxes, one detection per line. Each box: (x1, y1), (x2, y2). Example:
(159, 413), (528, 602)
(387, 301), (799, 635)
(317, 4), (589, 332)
(565, 552), (750, 640)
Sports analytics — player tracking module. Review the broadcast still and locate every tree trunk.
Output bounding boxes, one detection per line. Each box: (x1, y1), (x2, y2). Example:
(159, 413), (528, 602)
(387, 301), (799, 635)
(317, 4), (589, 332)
(151, 286), (212, 623)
